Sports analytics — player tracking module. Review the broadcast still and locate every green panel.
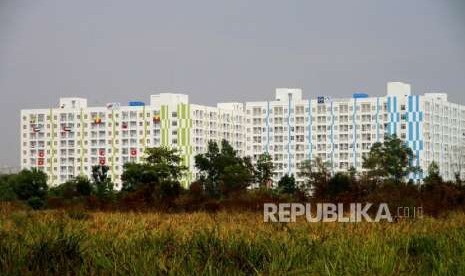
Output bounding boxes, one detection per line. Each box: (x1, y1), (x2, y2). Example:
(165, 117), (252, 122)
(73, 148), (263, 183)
(177, 104), (182, 146)
(176, 103), (193, 188)
(160, 105), (169, 147)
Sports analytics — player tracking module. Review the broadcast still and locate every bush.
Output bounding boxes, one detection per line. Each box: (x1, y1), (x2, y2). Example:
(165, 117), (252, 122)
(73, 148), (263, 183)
(326, 172), (351, 198)
(75, 176), (92, 196)
(27, 197), (45, 210)
(11, 169), (48, 201)
(0, 175), (16, 201)
(277, 174), (297, 195)
(421, 182), (464, 216)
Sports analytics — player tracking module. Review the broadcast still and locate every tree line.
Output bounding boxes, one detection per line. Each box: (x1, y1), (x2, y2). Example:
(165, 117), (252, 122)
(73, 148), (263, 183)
(1, 135), (464, 215)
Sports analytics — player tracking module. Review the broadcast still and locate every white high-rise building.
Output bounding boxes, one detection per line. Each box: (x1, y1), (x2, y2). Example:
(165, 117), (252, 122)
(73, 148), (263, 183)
(21, 93), (245, 188)
(245, 83), (465, 185)
(21, 82), (465, 188)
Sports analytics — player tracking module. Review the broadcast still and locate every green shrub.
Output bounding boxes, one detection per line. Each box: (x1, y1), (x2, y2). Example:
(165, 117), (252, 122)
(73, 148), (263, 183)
(27, 196), (45, 210)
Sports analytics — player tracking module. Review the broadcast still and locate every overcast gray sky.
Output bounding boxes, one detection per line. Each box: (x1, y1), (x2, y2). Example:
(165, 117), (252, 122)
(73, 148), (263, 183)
(1, 0), (464, 167)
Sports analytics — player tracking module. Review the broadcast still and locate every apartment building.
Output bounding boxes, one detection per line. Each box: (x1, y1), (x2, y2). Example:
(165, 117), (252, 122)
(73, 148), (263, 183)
(245, 82), (465, 185)
(21, 94), (245, 188)
(21, 82), (465, 187)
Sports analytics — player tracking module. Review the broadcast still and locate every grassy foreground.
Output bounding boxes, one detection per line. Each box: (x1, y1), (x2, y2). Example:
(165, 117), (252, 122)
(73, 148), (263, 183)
(1, 206), (465, 275)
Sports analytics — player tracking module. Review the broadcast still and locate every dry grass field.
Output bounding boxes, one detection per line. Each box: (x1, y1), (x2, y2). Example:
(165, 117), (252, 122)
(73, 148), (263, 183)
(1, 203), (464, 275)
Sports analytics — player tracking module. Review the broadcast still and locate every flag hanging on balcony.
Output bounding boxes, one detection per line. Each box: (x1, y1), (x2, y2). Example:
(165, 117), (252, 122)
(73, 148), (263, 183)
(32, 125), (41, 132)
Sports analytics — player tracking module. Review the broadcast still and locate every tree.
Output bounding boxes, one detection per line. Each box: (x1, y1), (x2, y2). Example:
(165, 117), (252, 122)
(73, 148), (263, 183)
(195, 141), (220, 186)
(298, 157), (331, 196)
(75, 176), (93, 196)
(0, 174), (17, 201)
(255, 153), (274, 188)
(49, 176), (92, 199)
(348, 166), (357, 182)
(361, 142), (384, 181)
(4, 168), (48, 209)
(220, 160), (254, 195)
(423, 162), (442, 186)
(49, 180), (77, 199)
(326, 172), (351, 198)
(121, 147), (187, 204)
(195, 139), (254, 197)
(454, 172), (462, 187)
(91, 165), (114, 200)
(11, 169), (48, 201)
(121, 162), (153, 192)
(362, 134), (421, 184)
(277, 174), (296, 195)
(144, 147), (186, 181)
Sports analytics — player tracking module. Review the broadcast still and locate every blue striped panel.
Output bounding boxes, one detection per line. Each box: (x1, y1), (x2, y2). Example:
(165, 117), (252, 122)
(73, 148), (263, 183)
(407, 95), (414, 180)
(406, 94), (425, 181)
(408, 95), (413, 112)
(353, 99), (357, 166)
(409, 122), (413, 141)
(387, 97), (392, 134)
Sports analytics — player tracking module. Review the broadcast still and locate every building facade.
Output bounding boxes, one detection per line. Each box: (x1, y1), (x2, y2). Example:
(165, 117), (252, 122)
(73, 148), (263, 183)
(21, 82), (465, 187)
(246, 83), (465, 185)
(21, 94), (245, 188)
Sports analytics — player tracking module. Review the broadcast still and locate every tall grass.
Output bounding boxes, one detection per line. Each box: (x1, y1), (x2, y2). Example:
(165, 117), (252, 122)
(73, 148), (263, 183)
(1, 209), (464, 275)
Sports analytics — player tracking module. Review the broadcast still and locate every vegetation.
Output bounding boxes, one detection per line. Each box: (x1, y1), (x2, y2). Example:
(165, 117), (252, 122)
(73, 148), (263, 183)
(0, 136), (463, 215)
(121, 147), (186, 207)
(91, 165), (114, 201)
(49, 176), (92, 199)
(277, 174), (297, 195)
(0, 174), (17, 201)
(195, 140), (255, 197)
(0, 169), (48, 209)
(254, 152), (274, 187)
(0, 135), (465, 274)
(423, 161), (442, 186)
(1, 206), (465, 275)
(299, 156), (331, 197)
(363, 134), (421, 183)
